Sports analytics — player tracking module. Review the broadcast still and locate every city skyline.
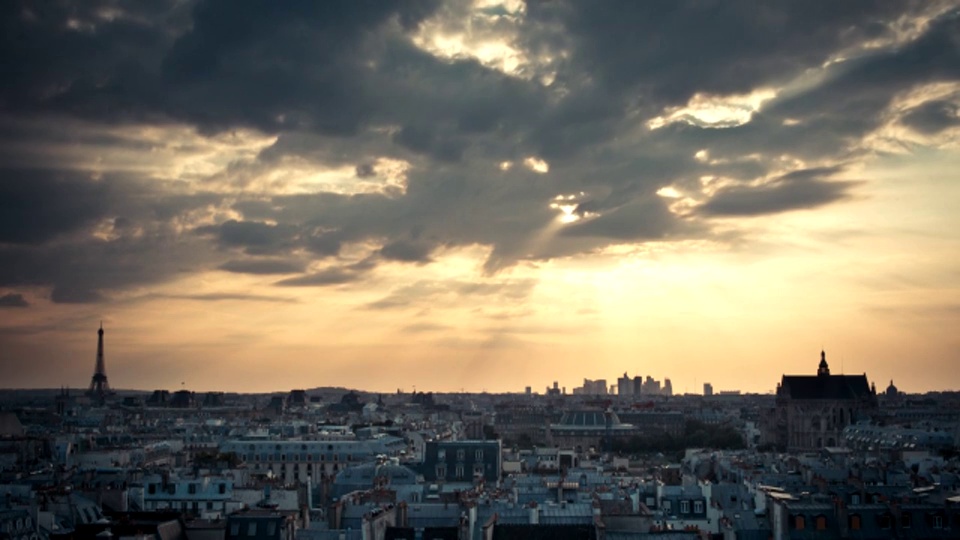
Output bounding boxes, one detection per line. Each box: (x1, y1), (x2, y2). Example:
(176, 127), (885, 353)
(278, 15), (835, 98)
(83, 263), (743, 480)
(0, 324), (930, 396)
(2, 1), (960, 394)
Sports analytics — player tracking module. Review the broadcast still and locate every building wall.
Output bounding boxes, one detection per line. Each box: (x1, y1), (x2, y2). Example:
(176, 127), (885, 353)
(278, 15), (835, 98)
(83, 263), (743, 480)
(220, 439), (405, 485)
(419, 441), (501, 483)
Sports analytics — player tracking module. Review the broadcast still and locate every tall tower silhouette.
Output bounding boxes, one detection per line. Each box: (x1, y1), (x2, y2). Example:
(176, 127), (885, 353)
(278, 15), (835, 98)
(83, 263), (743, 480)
(87, 322), (112, 402)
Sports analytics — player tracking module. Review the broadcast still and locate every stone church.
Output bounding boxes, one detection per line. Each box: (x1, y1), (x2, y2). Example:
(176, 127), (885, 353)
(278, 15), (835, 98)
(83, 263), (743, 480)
(768, 351), (878, 452)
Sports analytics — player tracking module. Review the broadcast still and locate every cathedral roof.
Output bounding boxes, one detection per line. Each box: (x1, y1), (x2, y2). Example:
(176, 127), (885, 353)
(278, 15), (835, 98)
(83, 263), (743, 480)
(779, 374), (873, 400)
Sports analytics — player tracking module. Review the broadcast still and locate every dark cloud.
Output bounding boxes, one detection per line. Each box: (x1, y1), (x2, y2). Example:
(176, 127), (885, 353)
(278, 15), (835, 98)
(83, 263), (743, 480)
(698, 168), (860, 217)
(901, 100), (960, 134)
(0, 166), (227, 303)
(378, 240), (434, 263)
(0, 0), (955, 304)
(392, 124), (466, 162)
(196, 220), (297, 255)
(0, 293), (29, 308)
(355, 163), (376, 178)
(50, 285), (103, 304)
(0, 169), (109, 244)
(523, 0), (912, 106)
(274, 266), (368, 287)
(218, 259), (304, 275)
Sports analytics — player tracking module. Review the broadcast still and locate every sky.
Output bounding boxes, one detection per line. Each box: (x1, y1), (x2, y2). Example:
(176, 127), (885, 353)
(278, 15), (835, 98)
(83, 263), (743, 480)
(1, 0), (959, 395)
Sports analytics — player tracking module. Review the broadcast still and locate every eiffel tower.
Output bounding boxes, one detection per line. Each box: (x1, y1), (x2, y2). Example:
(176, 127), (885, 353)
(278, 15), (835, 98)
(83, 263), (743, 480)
(87, 322), (113, 403)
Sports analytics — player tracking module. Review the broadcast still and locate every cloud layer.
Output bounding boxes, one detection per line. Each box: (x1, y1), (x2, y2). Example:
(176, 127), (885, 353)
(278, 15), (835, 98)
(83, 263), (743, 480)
(1, 0), (958, 327)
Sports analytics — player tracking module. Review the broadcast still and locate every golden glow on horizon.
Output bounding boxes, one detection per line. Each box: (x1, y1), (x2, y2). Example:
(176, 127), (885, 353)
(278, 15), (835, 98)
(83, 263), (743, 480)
(3, 10), (960, 395)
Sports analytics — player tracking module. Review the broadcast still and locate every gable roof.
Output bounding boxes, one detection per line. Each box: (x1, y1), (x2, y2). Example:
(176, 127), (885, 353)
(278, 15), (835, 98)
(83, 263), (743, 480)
(780, 375), (873, 400)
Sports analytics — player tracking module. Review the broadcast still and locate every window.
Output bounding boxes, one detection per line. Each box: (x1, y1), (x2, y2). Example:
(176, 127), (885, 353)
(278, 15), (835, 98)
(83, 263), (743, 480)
(680, 501), (690, 514)
(475, 449), (484, 461)
(456, 464), (464, 479)
(794, 516), (805, 530)
(457, 449), (465, 461)
(474, 464), (484, 476)
(267, 522), (277, 537)
(188, 484), (197, 494)
(230, 523), (240, 536)
(219, 483), (226, 494)
(693, 501), (703, 514)
(247, 522), (257, 536)
(878, 514), (891, 529)
(148, 484), (156, 494)
(207, 502), (213, 510)
(662, 501), (671, 514)
(933, 515), (943, 529)
(816, 516), (827, 530)
(438, 449), (446, 460)
(850, 494), (860, 504)
(902, 512), (912, 528)
(436, 465), (446, 479)
(850, 514), (861, 531)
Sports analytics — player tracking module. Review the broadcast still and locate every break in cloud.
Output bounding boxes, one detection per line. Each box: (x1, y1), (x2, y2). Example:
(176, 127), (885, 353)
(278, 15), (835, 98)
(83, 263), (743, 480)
(1, 0), (959, 391)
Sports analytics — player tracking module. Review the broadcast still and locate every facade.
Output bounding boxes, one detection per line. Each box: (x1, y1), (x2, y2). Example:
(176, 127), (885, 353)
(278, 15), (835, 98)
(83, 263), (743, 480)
(771, 351), (878, 452)
(226, 511), (296, 540)
(220, 437), (406, 484)
(417, 440), (501, 484)
(140, 476), (234, 517)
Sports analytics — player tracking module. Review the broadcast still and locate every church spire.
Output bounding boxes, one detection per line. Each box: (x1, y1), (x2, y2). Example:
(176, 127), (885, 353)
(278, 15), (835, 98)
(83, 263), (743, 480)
(817, 350), (830, 376)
